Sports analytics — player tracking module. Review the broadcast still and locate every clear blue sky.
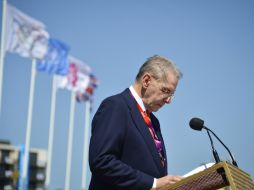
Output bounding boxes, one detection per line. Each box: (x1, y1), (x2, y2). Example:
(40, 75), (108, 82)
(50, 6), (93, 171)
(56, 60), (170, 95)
(1, 0), (254, 189)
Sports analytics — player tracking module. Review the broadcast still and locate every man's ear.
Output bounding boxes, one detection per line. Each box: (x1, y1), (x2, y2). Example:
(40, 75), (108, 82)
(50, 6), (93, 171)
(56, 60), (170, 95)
(142, 73), (151, 88)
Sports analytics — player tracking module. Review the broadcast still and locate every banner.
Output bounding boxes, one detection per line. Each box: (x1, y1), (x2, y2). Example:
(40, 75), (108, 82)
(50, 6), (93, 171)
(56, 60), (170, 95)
(5, 3), (49, 59)
(76, 74), (98, 102)
(56, 56), (91, 91)
(36, 38), (69, 75)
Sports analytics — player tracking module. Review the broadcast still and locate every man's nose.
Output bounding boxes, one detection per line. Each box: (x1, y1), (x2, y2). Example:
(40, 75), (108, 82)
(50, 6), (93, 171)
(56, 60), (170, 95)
(164, 96), (172, 104)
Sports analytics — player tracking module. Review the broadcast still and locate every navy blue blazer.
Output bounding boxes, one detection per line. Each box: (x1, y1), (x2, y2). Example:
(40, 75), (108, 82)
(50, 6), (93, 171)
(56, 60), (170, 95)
(89, 88), (167, 190)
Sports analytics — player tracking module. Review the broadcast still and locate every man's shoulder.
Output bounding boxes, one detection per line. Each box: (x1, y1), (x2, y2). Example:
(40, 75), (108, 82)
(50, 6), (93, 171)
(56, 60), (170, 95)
(102, 88), (130, 104)
(95, 88), (132, 115)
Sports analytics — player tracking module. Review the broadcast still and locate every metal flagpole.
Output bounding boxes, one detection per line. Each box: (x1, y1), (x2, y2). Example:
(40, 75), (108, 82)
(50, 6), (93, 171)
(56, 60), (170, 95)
(81, 101), (91, 190)
(0, 0), (7, 116)
(64, 91), (76, 190)
(22, 58), (37, 190)
(45, 75), (57, 189)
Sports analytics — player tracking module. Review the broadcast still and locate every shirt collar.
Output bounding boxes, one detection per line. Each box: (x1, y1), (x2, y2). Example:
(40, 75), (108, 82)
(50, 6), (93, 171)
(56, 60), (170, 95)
(129, 85), (146, 112)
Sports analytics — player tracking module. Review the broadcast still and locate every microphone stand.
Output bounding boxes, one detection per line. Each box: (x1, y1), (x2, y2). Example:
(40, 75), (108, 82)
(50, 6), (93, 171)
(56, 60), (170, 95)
(205, 129), (221, 163)
(204, 126), (238, 167)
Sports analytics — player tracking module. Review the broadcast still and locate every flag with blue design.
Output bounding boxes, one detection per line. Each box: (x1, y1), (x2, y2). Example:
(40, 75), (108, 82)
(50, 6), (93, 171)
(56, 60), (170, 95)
(36, 38), (69, 75)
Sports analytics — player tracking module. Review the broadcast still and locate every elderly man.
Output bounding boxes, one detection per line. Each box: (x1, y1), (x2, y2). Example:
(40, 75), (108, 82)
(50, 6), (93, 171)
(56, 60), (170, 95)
(89, 55), (183, 190)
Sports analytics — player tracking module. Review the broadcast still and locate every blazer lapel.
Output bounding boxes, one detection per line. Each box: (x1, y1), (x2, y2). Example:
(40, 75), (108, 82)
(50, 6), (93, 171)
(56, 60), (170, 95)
(121, 89), (165, 174)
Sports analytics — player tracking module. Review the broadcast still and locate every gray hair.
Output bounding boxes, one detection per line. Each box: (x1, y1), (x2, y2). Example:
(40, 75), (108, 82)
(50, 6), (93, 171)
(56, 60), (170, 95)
(136, 55), (183, 82)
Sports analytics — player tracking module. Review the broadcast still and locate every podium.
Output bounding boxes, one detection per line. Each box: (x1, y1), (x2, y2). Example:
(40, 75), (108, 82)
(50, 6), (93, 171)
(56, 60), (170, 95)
(155, 162), (254, 190)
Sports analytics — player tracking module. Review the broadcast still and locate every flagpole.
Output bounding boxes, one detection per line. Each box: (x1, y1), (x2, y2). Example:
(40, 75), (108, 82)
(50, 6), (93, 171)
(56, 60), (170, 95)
(64, 91), (76, 190)
(45, 75), (57, 189)
(22, 58), (37, 190)
(0, 0), (7, 116)
(81, 101), (91, 190)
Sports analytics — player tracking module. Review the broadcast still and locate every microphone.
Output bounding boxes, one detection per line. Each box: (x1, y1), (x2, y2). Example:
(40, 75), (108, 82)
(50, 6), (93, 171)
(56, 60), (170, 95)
(189, 117), (204, 131)
(189, 117), (238, 167)
(189, 117), (221, 164)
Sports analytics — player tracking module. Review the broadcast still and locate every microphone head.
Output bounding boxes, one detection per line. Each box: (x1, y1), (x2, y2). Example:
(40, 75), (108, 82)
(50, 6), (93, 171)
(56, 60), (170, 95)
(189, 117), (204, 131)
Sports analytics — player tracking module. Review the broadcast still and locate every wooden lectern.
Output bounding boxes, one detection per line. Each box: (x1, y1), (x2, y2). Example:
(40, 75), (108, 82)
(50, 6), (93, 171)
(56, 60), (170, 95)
(155, 161), (254, 190)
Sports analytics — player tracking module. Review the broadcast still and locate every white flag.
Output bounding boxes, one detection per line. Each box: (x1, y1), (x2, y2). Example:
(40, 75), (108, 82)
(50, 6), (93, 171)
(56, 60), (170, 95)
(5, 3), (49, 59)
(56, 56), (91, 93)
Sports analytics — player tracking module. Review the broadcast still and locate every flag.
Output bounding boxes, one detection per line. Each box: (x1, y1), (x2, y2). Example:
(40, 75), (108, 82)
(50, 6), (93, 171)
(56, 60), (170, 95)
(56, 56), (91, 91)
(75, 73), (99, 102)
(36, 38), (69, 75)
(5, 3), (49, 59)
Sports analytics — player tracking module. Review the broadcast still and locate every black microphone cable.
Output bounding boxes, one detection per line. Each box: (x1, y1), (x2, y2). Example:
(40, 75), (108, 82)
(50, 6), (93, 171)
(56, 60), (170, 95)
(204, 126), (238, 167)
(205, 128), (221, 163)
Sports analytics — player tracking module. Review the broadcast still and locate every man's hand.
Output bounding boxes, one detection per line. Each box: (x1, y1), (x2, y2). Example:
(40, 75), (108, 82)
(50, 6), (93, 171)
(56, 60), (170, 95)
(155, 175), (183, 189)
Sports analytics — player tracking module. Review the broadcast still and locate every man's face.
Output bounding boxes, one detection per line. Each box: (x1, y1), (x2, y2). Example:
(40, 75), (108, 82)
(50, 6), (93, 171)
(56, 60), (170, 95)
(142, 71), (178, 112)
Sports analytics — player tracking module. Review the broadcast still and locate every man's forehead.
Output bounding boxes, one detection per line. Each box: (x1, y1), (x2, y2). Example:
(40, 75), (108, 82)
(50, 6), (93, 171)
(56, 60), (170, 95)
(161, 69), (177, 82)
(160, 71), (178, 88)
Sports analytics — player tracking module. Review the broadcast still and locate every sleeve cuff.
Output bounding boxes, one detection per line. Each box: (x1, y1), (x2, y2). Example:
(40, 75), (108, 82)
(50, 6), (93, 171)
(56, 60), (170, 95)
(152, 178), (157, 188)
